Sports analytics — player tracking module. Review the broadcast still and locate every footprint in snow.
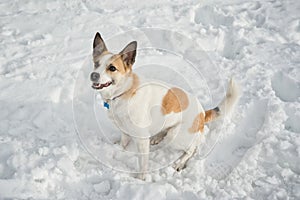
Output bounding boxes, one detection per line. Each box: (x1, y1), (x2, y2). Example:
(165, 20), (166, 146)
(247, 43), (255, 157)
(193, 5), (234, 27)
(285, 112), (300, 133)
(204, 100), (268, 180)
(271, 71), (300, 102)
(0, 143), (15, 179)
(271, 72), (300, 133)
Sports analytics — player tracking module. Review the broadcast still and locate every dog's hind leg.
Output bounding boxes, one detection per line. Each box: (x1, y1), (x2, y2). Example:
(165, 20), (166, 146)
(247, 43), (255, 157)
(173, 145), (197, 172)
(150, 130), (168, 145)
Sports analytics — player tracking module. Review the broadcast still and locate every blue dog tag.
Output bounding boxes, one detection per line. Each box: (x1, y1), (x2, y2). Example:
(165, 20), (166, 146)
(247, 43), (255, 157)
(103, 102), (110, 109)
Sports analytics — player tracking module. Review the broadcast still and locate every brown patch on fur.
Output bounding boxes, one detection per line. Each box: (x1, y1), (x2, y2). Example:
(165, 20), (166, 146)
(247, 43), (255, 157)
(161, 88), (189, 115)
(189, 109), (220, 133)
(94, 50), (134, 73)
(107, 54), (127, 74)
(189, 113), (205, 133)
(204, 109), (217, 123)
(121, 73), (140, 99)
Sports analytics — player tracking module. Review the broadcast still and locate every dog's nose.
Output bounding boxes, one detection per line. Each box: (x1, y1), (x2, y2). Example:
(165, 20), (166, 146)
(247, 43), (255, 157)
(90, 72), (100, 82)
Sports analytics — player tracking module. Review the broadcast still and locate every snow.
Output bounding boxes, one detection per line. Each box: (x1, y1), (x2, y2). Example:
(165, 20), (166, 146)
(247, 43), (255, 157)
(0, 0), (300, 199)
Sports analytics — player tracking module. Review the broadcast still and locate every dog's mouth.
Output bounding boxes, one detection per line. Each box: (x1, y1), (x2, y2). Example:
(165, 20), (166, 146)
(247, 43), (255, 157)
(92, 81), (112, 90)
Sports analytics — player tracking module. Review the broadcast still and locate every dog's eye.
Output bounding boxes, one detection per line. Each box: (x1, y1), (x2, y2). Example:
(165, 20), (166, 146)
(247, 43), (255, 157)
(108, 65), (117, 72)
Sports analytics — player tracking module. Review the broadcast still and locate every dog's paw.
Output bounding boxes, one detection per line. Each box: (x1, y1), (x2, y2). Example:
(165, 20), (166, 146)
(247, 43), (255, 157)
(150, 136), (163, 145)
(137, 173), (146, 181)
(173, 162), (187, 172)
(113, 140), (129, 149)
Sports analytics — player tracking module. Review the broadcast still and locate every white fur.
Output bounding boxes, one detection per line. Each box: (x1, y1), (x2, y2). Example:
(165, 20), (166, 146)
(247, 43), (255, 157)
(100, 76), (206, 178)
(93, 54), (114, 96)
(92, 47), (240, 179)
(218, 78), (240, 117)
(98, 75), (239, 179)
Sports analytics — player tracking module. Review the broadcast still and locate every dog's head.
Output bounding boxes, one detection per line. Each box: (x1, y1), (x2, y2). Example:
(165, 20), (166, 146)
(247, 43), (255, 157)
(90, 32), (137, 98)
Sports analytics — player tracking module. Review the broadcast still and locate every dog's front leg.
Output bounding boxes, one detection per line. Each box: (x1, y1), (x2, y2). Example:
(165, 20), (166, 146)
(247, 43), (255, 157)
(120, 133), (131, 149)
(114, 133), (130, 149)
(135, 138), (150, 180)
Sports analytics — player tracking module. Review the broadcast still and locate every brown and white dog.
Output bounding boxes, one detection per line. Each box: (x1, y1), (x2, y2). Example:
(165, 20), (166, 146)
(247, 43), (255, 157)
(90, 32), (240, 180)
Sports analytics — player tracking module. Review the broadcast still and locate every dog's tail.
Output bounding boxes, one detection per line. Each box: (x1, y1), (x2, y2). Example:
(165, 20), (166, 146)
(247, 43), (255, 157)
(204, 78), (240, 123)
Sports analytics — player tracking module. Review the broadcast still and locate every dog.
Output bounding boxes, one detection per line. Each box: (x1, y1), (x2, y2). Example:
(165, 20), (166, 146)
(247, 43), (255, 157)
(90, 32), (240, 180)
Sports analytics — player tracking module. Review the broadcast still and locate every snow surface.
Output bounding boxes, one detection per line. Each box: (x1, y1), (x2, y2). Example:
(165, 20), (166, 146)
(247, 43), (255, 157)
(0, 0), (300, 199)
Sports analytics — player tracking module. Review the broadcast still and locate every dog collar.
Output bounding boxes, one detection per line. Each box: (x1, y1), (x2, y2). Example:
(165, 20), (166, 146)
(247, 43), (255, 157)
(103, 92), (126, 110)
(103, 101), (110, 109)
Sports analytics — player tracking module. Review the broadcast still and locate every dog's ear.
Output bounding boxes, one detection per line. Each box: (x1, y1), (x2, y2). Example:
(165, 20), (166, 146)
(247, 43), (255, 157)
(119, 41), (137, 66)
(93, 32), (107, 58)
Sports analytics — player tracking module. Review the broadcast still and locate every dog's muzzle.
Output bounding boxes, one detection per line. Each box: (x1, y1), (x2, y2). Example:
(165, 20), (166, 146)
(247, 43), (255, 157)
(92, 81), (112, 90)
